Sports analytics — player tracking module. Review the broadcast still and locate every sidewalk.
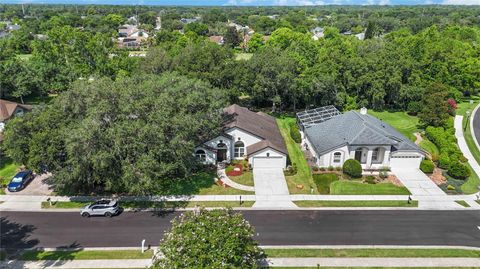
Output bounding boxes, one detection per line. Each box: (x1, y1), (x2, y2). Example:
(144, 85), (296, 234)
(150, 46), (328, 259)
(3, 257), (480, 268)
(455, 115), (480, 183)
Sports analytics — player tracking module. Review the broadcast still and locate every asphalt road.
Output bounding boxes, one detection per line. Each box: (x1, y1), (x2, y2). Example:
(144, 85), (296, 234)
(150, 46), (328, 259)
(2, 210), (480, 249)
(473, 106), (480, 147)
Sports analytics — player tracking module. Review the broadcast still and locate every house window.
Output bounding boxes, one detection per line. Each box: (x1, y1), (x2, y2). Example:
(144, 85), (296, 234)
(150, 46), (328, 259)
(195, 150), (206, 161)
(266, 153), (270, 157)
(234, 141), (245, 158)
(372, 147), (383, 163)
(333, 152), (342, 163)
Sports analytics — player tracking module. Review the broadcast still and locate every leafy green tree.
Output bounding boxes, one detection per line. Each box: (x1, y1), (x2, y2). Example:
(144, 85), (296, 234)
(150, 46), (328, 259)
(247, 33), (265, 53)
(224, 26), (240, 48)
(184, 22), (209, 36)
(418, 83), (450, 127)
(3, 74), (226, 195)
(154, 208), (263, 269)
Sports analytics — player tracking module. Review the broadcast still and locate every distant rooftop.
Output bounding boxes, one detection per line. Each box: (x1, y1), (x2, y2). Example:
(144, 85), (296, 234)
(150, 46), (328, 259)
(296, 105), (341, 130)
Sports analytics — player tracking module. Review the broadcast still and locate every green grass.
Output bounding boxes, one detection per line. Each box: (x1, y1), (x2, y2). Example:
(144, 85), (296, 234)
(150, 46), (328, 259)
(0, 158), (20, 194)
(277, 117), (318, 194)
(330, 181), (411, 195)
(368, 110), (420, 141)
(20, 250), (154, 260)
(419, 138), (439, 157)
(229, 171), (254, 186)
(455, 200), (471, 207)
(264, 248), (480, 258)
(294, 200), (417, 207)
(235, 53), (253, 61)
(456, 97), (479, 116)
(460, 115), (480, 194)
(313, 173), (339, 194)
(16, 54), (32, 61)
(41, 200), (254, 209)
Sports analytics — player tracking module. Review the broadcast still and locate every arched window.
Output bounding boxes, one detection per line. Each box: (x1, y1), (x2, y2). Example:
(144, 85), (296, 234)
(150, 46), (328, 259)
(234, 141), (245, 158)
(333, 152), (342, 163)
(195, 149), (206, 161)
(372, 147), (384, 163)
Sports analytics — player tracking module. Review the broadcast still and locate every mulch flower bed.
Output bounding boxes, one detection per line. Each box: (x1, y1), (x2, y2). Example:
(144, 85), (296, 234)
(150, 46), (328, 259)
(226, 164), (244, 177)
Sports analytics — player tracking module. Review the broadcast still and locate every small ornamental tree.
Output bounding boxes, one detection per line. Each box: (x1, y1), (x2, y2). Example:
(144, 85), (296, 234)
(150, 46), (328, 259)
(447, 98), (457, 116)
(343, 159), (362, 178)
(154, 208), (264, 269)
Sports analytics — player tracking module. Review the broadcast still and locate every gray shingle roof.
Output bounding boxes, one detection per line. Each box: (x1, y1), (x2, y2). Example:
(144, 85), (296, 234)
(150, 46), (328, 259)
(304, 110), (422, 155)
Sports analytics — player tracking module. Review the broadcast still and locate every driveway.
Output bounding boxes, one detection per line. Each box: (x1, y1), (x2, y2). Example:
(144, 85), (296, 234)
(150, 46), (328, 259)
(391, 168), (445, 196)
(5, 173), (54, 196)
(252, 168), (296, 208)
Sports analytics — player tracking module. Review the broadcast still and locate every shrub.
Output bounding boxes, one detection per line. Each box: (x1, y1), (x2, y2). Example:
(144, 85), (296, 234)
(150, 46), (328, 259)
(364, 176), (376, 184)
(289, 122), (301, 143)
(420, 159), (435, 173)
(327, 165), (334, 171)
(312, 166), (319, 172)
(379, 171), (388, 179)
(407, 101), (422, 115)
(438, 153), (450, 169)
(284, 163), (297, 176)
(343, 159), (362, 178)
(335, 166), (342, 171)
(447, 184), (456, 190)
(447, 161), (471, 180)
(319, 167), (326, 171)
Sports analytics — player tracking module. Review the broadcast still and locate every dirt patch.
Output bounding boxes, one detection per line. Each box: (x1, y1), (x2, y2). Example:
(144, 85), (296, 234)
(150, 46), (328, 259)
(414, 132), (423, 145)
(388, 174), (404, 187)
(429, 168), (447, 186)
(5, 172), (54, 196)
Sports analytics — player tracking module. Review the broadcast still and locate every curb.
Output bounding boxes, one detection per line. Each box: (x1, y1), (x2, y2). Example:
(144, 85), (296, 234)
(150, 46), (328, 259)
(469, 102), (480, 151)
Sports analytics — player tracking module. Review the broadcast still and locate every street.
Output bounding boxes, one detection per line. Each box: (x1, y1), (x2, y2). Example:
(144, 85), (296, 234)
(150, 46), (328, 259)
(473, 105), (480, 147)
(2, 210), (480, 249)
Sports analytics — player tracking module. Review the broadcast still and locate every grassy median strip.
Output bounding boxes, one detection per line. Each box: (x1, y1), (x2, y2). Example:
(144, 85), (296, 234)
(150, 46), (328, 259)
(41, 200), (254, 209)
(455, 200), (471, 207)
(264, 248), (480, 258)
(293, 200), (418, 207)
(20, 249), (154, 260)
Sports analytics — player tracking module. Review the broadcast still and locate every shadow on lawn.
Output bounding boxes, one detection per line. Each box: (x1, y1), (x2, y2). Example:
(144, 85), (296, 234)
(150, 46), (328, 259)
(21, 242), (84, 268)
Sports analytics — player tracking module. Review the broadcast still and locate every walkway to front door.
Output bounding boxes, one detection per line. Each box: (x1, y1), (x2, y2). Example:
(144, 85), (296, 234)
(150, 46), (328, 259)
(252, 168), (296, 208)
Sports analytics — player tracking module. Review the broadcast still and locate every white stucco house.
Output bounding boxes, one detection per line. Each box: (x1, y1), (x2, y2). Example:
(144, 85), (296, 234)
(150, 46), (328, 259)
(195, 104), (288, 169)
(297, 106), (425, 171)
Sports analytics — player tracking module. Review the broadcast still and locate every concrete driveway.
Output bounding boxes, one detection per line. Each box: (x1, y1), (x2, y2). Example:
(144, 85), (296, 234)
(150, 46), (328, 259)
(391, 168), (446, 196)
(5, 173), (54, 196)
(252, 168), (296, 208)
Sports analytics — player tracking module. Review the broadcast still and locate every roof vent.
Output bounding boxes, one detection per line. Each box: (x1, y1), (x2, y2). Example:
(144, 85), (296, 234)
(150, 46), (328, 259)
(360, 107), (368, 115)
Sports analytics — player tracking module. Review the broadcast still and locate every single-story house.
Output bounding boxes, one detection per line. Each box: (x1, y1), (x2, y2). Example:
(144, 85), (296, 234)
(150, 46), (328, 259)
(0, 99), (32, 132)
(298, 107), (425, 171)
(195, 104), (287, 169)
(208, 35), (224, 45)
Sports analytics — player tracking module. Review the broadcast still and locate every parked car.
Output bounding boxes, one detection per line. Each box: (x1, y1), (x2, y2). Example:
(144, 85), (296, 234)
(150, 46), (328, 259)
(80, 199), (120, 217)
(7, 170), (34, 192)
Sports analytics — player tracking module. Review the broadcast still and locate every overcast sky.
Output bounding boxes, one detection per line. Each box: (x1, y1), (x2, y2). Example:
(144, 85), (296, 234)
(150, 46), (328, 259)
(2, 0), (479, 5)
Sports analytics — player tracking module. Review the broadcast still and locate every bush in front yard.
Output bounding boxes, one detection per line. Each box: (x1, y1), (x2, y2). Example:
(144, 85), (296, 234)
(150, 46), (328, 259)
(313, 173), (339, 194)
(342, 159), (362, 178)
(447, 161), (471, 180)
(420, 159), (435, 173)
(438, 153), (450, 169)
(289, 122), (301, 143)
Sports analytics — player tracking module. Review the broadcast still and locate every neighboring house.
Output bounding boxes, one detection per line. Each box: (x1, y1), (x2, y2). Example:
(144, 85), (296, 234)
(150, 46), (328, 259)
(118, 24), (138, 37)
(195, 104), (288, 169)
(298, 106), (425, 171)
(355, 32), (365, 40)
(0, 99), (32, 132)
(311, 27), (324, 40)
(180, 17), (200, 24)
(118, 25), (148, 49)
(208, 35), (224, 45)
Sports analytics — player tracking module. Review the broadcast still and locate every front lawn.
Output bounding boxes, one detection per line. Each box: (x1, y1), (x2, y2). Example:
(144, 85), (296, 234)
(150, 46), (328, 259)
(294, 200), (417, 207)
(460, 115), (480, 194)
(229, 171), (254, 186)
(368, 110), (420, 141)
(41, 200), (254, 209)
(419, 138), (439, 158)
(264, 248), (480, 258)
(166, 171), (253, 195)
(277, 117), (318, 194)
(313, 173), (339, 194)
(20, 249), (154, 260)
(330, 180), (411, 195)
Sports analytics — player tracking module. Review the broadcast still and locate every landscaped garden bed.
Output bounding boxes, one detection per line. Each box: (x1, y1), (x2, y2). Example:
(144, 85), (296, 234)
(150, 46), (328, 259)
(225, 160), (254, 187)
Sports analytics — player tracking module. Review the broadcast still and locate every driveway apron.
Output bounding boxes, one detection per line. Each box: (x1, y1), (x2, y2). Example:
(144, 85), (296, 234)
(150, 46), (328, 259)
(252, 168), (296, 208)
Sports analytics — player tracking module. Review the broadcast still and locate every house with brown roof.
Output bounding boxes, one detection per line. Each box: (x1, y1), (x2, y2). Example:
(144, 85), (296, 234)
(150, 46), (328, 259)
(0, 99), (32, 132)
(195, 104), (287, 169)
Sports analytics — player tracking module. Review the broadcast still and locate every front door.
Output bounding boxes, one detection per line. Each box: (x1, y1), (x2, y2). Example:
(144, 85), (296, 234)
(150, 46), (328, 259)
(355, 150), (362, 163)
(217, 149), (227, 162)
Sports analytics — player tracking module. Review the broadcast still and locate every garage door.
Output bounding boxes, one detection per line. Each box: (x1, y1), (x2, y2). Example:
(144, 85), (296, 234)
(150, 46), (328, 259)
(390, 155), (422, 170)
(252, 156), (284, 169)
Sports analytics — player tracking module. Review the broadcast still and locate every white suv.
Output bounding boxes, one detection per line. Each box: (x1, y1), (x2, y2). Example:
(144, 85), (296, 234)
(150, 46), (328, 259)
(80, 200), (120, 217)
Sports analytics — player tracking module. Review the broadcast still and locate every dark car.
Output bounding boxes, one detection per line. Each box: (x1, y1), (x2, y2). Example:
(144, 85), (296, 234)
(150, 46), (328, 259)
(7, 170), (34, 192)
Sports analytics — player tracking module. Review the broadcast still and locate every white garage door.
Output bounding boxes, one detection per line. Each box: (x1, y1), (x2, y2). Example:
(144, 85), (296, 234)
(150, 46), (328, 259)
(252, 157), (284, 169)
(390, 155), (422, 170)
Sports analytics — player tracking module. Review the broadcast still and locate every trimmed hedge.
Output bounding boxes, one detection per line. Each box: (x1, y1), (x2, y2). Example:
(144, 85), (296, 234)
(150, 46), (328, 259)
(289, 122), (301, 143)
(420, 159), (435, 173)
(447, 161), (471, 179)
(343, 159), (362, 178)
